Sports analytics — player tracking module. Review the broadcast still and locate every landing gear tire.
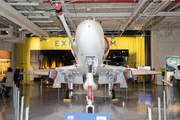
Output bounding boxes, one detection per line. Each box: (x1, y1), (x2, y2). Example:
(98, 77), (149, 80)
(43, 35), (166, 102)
(66, 89), (69, 99)
(88, 107), (93, 113)
(112, 89), (115, 99)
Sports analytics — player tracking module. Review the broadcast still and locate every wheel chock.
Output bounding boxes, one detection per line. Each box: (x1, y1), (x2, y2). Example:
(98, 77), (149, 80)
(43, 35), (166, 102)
(63, 99), (71, 103)
(111, 98), (118, 102)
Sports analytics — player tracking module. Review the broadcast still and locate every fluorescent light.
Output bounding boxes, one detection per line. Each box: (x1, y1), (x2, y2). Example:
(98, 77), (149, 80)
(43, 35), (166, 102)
(102, 5), (112, 7)
(9, 3), (39, 6)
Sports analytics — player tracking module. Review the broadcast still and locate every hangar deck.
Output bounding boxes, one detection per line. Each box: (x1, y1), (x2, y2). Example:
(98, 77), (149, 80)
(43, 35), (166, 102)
(0, 81), (180, 120)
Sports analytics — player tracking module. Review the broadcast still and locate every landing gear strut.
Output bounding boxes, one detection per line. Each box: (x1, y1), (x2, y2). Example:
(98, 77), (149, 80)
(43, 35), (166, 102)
(108, 83), (115, 99)
(66, 82), (73, 99)
(86, 65), (94, 113)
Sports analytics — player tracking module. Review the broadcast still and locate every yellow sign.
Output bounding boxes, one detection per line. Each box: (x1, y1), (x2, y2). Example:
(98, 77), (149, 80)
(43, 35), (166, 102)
(17, 36), (145, 83)
(161, 68), (166, 76)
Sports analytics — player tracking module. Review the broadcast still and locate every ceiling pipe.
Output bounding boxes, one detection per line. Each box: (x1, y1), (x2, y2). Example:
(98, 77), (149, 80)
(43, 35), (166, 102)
(119, 0), (146, 32)
(43, 0), (139, 4)
(0, 0), (48, 37)
(139, 1), (170, 26)
(130, 2), (154, 26)
(43, 0), (180, 4)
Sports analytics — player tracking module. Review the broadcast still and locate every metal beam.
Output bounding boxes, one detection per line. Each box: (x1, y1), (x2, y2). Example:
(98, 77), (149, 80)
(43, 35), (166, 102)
(9, 3), (39, 6)
(43, 0), (180, 4)
(9, 0), (27, 1)
(27, 16), (50, 19)
(19, 11), (46, 13)
(32, 21), (54, 23)
(0, 1), (48, 37)
(150, 12), (180, 17)
(41, 27), (60, 29)
(38, 5), (136, 10)
(139, 1), (170, 26)
(68, 13), (131, 17)
(120, 0), (146, 31)
(44, 0), (139, 4)
(18, 11), (45, 14)
(44, 29), (63, 31)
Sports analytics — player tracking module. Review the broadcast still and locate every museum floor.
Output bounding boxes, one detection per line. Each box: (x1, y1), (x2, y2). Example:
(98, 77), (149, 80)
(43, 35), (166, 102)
(0, 80), (180, 120)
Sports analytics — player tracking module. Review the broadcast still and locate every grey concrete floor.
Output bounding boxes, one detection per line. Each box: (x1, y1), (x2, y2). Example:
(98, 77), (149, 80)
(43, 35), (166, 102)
(0, 80), (180, 120)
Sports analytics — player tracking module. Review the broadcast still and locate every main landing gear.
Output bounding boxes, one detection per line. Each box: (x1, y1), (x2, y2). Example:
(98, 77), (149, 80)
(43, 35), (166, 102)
(66, 81), (73, 99)
(66, 89), (73, 99)
(108, 83), (115, 99)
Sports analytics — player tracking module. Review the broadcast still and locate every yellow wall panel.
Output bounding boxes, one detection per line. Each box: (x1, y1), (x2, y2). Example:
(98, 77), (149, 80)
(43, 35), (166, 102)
(17, 37), (145, 83)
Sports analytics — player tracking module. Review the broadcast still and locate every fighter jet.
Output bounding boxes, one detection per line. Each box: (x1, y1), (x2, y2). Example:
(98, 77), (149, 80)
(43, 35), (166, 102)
(22, 3), (161, 113)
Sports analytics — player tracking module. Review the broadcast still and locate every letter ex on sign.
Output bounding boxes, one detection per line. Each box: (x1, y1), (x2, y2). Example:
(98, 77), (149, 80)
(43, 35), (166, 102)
(55, 40), (69, 47)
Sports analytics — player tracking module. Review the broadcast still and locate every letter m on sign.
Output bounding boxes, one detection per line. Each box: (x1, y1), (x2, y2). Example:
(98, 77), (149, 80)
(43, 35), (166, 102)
(110, 41), (116, 46)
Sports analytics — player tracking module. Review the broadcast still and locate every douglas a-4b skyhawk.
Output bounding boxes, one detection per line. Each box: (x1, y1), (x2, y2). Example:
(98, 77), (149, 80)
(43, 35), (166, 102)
(22, 3), (161, 113)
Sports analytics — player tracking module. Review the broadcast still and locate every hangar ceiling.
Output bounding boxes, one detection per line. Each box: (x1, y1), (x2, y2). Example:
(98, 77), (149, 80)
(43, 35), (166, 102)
(0, 0), (180, 41)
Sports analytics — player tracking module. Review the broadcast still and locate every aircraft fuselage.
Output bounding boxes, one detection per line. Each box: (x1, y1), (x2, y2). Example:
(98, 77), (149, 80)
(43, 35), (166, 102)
(74, 19), (105, 67)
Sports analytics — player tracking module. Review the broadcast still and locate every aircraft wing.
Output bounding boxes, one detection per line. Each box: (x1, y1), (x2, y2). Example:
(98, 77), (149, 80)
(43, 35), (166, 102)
(21, 65), (87, 88)
(129, 68), (161, 75)
(21, 69), (50, 75)
(21, 65), (87, 76)
(96, 65), (161, 75)
(96, 65), (161, 88)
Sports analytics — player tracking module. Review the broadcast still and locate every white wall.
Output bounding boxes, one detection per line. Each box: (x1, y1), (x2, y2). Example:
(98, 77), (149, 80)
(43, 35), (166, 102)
(152, 29), (180, 84)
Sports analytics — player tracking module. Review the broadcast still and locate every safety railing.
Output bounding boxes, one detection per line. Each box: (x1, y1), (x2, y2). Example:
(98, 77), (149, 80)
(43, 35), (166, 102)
(13, 84), (29, 120)
(145, 80), (173, 120)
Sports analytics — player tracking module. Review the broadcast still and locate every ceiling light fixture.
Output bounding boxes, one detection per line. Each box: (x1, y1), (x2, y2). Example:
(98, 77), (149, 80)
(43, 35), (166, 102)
(111, 34), (115, 39)
(19, 28), (25, 31)
(6, 25), (13, 33)
(87, 8), (91, 11)
(30, 33), (34, 37)
(40, 37), (49, 42)
(155, 30), (162, 38)
(140, 32), (145, 39)
(167, 29), (173, 40)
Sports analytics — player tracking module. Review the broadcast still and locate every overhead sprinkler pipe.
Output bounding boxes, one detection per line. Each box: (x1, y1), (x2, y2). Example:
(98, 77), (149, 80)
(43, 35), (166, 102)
(54, 3), (76, 57)
(43, 0), (180, 4)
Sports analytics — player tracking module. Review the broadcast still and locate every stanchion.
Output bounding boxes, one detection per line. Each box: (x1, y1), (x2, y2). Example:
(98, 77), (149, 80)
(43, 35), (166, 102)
(167, 87), (169, 115)
(75, 84), (77, 94)
(13, 84), (14, 104)
(15, 87), (17, 114)
(158, 97), (161, 120)
(23, 78), (24, 95)
(148, 107), (152, 120)
(58, 88), (59, 95)
(17, 91), (20, 120)
(13, 84), (16, 107)
(40, 78), (42, 95)
(79, 84), (80, 91)
(143, 79), (145, 94)
(163, 91), (166, 120)
(20, 96), (24, 120)
(126, 88), (127, 95)
(25, 107), (29, 120)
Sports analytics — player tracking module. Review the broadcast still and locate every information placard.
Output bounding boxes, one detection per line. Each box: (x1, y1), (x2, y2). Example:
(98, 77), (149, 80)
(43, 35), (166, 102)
(64, 113), (110, 120)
